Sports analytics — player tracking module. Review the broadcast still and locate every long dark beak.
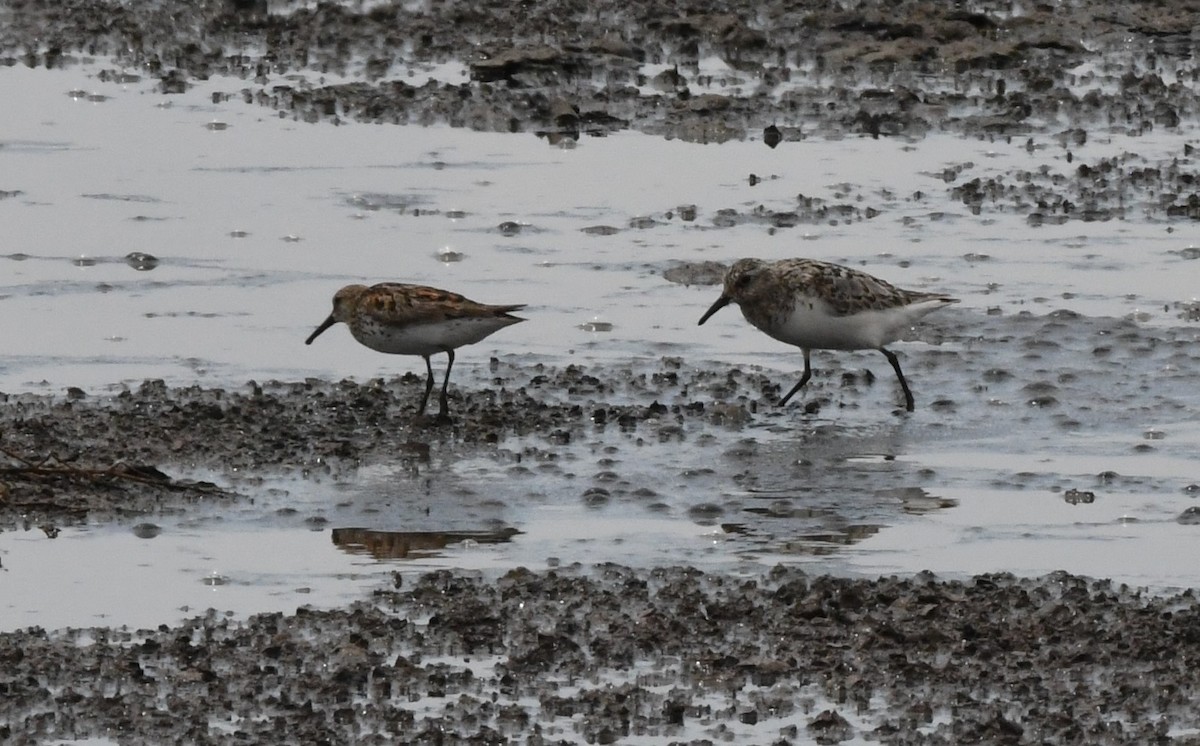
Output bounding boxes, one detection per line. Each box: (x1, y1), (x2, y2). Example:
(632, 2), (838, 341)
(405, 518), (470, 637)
(305, 315), (337, 345)
(697, 295), (731, 325)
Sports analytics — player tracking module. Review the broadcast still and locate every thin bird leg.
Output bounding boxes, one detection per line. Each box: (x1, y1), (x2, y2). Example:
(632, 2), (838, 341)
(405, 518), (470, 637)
(778, 349), (813, 406)
(437, 349), (455, 418)
(418, 355), (436, 415)
(880, 347), (915, 412)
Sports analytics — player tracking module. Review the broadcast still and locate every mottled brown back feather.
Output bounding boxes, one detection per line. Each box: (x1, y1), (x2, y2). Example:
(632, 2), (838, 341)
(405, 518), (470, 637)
(361, 283), (525, 327)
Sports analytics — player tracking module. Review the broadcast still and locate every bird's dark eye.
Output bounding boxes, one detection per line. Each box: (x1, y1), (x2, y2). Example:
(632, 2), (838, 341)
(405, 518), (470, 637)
(733, 272), (753, 289)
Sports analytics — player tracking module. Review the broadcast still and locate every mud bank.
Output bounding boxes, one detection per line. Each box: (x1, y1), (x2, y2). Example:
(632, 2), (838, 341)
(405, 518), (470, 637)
(4, 565), (1200, 745)
(5, 0), (1200, 222)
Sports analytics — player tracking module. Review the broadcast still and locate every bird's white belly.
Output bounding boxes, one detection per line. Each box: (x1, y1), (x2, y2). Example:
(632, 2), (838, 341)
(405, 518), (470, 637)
(353, 318), (512, 356)
(752, 303), (905, 351)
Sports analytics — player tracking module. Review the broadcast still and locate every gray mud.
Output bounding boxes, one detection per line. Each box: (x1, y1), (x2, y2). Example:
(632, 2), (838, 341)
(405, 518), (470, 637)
(4, 0), (1200, 743)
(4, 566), (1200, 745)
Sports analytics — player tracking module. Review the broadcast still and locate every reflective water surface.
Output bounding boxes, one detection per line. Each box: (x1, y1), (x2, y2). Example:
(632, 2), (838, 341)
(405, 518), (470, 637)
(2, 59), (1199, 631)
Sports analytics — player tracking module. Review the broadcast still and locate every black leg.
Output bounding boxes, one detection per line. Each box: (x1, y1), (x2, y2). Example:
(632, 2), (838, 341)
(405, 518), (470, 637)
(437, 349), (455, 418)
(881, 347), (915, 412)
(778, 349), (813, 406)
(417, 355), (435, 415)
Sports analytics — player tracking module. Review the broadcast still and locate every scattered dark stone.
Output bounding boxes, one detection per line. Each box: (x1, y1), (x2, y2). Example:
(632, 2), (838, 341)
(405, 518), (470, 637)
(125, 252), (159, 270)
(662, 260), (728, 286)
(807, 708), (853, 744)
(763, 124), (782, 148)
(1063, 488), (1095, 505)
(132, 522), (162, 538)
(1178, 506), (1200, 525)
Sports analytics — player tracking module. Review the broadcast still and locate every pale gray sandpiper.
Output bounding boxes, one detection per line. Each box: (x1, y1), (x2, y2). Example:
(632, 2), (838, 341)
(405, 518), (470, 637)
(306, 283), (525, 420)
(698, 258), (957, 412)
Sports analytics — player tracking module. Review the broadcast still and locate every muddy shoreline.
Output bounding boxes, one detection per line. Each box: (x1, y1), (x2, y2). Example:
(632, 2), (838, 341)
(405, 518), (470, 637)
(4, 339), (1200, 744)
(2, 0), (1198, 231)
(4, 565), (1200, 744)
(4, 0), (1200, 742)
(6, 0), (1199, 144)
(0, 360), (758, 526)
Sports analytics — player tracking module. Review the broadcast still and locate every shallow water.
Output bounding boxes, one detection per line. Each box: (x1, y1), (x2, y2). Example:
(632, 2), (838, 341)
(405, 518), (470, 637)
(2, 56), (1199, 631)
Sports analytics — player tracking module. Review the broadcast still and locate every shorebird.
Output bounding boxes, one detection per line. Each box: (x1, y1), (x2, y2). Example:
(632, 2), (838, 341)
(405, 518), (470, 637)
(698, 258), (957, 412)
(306, 283), (525, 420)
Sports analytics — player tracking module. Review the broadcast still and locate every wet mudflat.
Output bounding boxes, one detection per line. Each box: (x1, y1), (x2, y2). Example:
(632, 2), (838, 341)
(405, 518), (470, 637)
(6, 566), (1200, 745)
(3, 0), (1200, 743)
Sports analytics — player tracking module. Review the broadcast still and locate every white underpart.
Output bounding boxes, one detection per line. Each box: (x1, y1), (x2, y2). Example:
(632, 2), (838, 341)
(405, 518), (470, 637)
(352, 317), (519, 356)
(752, 297), (951, 351)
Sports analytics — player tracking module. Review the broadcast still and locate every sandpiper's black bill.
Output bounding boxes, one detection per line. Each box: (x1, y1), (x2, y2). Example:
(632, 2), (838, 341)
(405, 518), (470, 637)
(697, 295), (731, 325)
(305, 316), (337, 345)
